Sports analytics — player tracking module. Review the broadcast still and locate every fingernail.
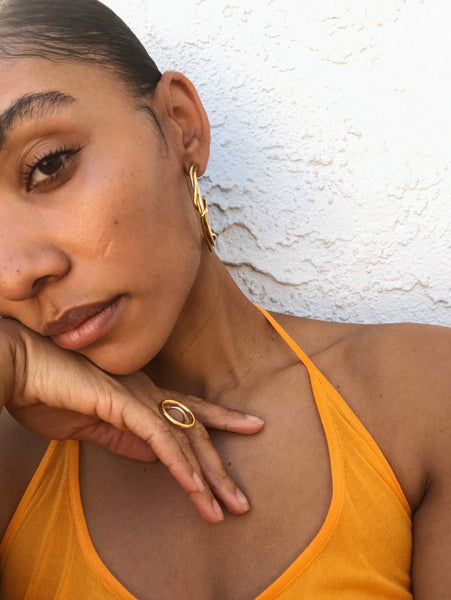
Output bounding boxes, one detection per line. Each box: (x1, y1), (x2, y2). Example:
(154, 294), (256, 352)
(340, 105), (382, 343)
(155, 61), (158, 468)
(245, 414), (264, 425)
(212, 498), (224, 521)
(193, 472), (205, 492)
(235, 488), (250, 511)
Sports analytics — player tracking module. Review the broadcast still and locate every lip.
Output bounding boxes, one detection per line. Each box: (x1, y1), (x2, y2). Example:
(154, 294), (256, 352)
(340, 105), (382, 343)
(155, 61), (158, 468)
(44, 296), (122, 351)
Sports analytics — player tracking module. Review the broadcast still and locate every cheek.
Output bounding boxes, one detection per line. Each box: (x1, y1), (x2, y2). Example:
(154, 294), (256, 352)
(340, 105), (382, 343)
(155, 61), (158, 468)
(69, 125), (201, 261)
(57, 157), (159, 261)
(59, 139), (202, 296)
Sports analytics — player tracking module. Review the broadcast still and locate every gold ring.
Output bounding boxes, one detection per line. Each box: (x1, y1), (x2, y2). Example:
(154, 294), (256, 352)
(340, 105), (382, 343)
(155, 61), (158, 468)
(159, 399), (196, 429)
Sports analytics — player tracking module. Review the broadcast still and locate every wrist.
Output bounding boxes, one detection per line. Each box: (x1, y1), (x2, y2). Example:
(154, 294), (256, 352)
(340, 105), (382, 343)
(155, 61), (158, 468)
(0, 318), (28, 411)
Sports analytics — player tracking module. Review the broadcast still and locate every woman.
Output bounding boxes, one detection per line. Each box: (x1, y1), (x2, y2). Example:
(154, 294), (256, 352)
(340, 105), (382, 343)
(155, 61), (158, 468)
(0, 1), (449, 598)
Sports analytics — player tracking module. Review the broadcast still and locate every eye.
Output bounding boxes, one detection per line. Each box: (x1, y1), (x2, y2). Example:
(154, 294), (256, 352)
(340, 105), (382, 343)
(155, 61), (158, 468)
(23, 146), (82, 192)
(36, 155), (64, 179)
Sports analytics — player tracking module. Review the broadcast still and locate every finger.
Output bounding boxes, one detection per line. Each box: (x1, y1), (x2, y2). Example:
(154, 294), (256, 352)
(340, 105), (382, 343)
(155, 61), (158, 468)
(185, 421), (251, 515)
(77, 422), (159, 462)
(161, 391), (265, 434)
(171, 427), (226, 524)
(100, 392), (225, 523)
(12, 403), (159, 462)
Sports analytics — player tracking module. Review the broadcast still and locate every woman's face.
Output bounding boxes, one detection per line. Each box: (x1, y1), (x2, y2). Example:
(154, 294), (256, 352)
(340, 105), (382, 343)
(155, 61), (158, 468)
(0, 58), (207, 373)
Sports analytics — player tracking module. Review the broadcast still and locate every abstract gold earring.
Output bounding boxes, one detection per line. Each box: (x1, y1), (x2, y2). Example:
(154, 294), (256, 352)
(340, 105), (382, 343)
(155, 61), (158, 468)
(189, 164), (217, 252)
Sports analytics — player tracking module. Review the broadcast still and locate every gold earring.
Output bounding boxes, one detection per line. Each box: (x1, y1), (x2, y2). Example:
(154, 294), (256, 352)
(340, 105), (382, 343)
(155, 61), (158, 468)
(189, 164), (217, 252)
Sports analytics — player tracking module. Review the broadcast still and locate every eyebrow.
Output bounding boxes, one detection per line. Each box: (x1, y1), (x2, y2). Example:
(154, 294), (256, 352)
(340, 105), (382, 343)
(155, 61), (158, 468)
(0, 91), (77, 150)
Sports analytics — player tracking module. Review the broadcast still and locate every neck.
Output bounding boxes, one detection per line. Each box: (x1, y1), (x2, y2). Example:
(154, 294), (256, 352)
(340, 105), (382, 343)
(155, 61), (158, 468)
(144, 254), (279, 402)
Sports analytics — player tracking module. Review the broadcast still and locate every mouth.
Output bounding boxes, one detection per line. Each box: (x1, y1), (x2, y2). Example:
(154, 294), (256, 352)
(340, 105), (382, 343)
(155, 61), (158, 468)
(43, 295), (122, 351)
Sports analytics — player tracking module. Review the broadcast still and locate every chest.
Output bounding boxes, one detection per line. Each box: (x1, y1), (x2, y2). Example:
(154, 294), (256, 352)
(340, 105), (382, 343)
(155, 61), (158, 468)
(79, 370), (332, 600)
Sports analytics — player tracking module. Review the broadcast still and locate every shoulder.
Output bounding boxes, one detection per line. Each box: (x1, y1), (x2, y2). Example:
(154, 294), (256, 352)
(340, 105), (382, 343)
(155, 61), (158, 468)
(280, 313), (450, 413)
(276, 312), (451, 509)
(327, 321), (451, 427)
(327, 320), (450, 399)
(277, 310), (449, 370)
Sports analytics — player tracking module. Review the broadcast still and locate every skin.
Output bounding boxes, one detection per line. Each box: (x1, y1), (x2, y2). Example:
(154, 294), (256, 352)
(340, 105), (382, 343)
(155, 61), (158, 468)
(0, 58), (266, 524)
(0, 57), (450, 599)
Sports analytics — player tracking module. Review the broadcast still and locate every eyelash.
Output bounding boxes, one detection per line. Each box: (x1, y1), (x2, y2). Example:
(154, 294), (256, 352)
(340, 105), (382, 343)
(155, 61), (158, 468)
(22, 145), (82, 192)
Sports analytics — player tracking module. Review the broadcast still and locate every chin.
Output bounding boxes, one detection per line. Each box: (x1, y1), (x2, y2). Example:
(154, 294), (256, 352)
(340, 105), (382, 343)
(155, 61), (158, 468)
(81, 343), (155, 375)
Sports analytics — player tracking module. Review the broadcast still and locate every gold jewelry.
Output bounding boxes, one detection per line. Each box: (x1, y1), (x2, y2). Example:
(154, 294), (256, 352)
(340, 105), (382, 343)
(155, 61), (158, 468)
(189, 164), (217, 252)
(159, 399), (196, 429)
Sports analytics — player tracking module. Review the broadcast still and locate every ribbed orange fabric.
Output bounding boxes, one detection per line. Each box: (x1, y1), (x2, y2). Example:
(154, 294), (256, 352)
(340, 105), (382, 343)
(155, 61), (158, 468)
(0, 308), (413, 599)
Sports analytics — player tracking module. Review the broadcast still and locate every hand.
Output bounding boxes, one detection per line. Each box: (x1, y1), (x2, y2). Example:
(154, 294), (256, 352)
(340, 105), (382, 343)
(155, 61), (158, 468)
(2, 319), (264, 524)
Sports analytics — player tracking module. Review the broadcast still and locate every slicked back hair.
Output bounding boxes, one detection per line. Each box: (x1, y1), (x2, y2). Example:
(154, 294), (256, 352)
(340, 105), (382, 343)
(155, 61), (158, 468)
(0, 0), (163, 102)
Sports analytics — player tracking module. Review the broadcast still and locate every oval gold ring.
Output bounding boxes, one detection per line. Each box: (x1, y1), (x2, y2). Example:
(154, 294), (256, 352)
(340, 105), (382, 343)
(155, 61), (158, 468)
(159, 399), (196, 429)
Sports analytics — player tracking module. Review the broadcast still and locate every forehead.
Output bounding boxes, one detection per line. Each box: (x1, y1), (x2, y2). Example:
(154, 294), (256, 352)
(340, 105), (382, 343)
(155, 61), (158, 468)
(0, 57), (131, 114)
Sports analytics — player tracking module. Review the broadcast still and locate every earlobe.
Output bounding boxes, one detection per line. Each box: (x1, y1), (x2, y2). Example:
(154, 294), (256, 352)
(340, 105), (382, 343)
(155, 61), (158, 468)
(155, 71), (210, 174)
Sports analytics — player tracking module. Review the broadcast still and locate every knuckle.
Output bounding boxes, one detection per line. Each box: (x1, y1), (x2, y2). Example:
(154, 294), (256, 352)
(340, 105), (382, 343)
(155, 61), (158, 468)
(192, 423), (210, 441)
(174, 432), (191, 451)
(144, 422), (172, 448)
(164, 448), (187, 472)
(185, 394), (201, 405)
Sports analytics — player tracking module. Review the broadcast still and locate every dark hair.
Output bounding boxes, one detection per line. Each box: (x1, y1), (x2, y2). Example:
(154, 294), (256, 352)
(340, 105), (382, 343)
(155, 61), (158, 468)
(0, 0), (162, 101)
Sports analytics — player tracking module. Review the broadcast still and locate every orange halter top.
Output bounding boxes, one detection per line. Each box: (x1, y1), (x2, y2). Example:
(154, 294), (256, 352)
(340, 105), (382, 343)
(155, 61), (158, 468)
(0, 307), (412, 599)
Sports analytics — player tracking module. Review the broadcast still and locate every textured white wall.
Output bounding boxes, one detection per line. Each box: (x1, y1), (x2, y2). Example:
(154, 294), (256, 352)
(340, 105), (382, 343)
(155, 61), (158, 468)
(104, 0), (451, 326)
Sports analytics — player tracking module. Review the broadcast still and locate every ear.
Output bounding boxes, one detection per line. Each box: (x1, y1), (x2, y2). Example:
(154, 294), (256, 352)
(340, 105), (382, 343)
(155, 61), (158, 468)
(153, 71), (211, 175)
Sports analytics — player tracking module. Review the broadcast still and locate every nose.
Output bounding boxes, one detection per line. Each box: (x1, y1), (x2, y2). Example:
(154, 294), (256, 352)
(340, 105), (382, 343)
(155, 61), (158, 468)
(0, 244), (71, 301)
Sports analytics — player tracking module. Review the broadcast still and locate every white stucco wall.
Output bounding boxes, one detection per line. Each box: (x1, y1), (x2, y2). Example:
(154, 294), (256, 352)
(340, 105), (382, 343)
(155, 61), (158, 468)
(104, 0), (451, 327)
